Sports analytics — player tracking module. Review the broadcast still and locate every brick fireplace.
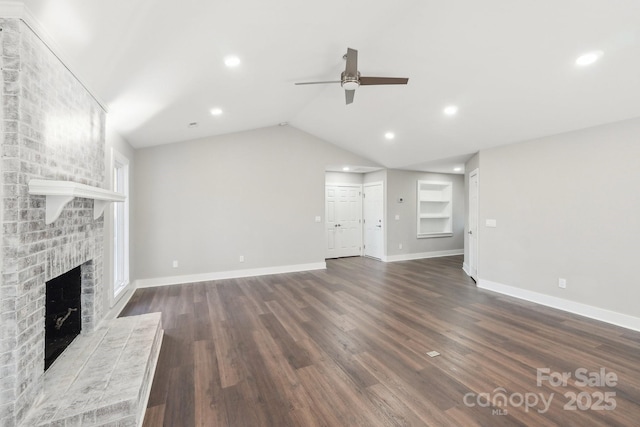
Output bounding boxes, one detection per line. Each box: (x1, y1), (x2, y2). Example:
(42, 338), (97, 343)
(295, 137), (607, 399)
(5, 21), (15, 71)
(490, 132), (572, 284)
(1, 18), (107, 426)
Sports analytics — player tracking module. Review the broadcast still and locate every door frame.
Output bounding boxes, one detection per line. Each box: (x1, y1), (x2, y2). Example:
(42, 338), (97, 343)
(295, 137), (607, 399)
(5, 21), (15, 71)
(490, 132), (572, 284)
(324, 183), (363, 259)
(363, 181), (385, 260)
(467, 168), (479, 282)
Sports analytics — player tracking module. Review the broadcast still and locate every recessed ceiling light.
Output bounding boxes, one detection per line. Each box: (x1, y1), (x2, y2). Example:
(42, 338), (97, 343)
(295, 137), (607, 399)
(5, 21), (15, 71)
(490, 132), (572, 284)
(444, 105), (458, 116)
(188, 122), (198, 128)
(384, 132), (395, 140)
(575, 51), (603, 66)
(279, 122), (289, 126)
(210, 108), (223, 116)
(453, 167), (462, 172)
(342, 167), (350, 171)
(224, 55), (241, 68)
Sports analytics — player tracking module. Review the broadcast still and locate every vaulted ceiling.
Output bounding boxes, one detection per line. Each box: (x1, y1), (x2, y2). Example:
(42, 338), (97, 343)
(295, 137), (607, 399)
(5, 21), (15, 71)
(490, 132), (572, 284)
(19, 0), (640, 171)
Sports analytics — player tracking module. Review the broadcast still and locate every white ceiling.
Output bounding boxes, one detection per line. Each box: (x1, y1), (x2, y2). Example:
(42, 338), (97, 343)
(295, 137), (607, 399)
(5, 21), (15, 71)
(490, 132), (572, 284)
(18, 0), (640, 172)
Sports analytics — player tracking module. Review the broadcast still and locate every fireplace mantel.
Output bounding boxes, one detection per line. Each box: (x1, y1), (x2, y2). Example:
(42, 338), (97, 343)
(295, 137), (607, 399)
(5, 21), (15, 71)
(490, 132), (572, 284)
(29, 179), (126, 224)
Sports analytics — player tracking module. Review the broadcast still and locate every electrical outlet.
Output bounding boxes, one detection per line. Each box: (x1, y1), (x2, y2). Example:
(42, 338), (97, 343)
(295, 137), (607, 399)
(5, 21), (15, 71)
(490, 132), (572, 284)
(172, 260), (178, 268)
(239, 255), (245, 263)
(395, 214), (400, 220)
(399, 243), (403, 249)
(558, 278), (567, 289)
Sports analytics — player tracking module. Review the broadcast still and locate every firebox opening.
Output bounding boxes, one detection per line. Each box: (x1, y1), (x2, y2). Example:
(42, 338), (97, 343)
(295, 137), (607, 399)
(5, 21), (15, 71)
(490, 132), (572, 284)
(45, 265), (82, 370)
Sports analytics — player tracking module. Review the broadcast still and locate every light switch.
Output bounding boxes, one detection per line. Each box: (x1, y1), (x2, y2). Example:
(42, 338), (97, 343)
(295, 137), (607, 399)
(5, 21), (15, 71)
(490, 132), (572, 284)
(315, 216), (321, 223)
(395, 214), (400, 220)
(486, 219), (497, 228)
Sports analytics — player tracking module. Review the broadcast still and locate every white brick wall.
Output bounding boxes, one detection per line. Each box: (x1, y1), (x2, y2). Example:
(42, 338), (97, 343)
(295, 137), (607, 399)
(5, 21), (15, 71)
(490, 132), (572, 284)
(1, 19), (107, 426)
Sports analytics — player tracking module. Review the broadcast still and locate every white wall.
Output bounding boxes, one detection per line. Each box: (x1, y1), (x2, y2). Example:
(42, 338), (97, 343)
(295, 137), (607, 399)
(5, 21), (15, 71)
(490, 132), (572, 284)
(478, 117), (640, 321)
(385, 169), (464, 258)
(325, 171), (363, 185)
(363, 169), (386, 184)
(133, 126), (378, 282)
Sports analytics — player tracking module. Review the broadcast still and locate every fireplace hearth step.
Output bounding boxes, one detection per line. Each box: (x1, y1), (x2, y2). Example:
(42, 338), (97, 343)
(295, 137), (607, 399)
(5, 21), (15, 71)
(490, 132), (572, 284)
(22, 312), (163, 427)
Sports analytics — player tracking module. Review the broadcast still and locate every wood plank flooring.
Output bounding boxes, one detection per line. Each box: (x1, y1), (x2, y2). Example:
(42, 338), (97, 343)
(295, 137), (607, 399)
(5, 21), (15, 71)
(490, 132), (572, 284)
(120, 256), (640, 426)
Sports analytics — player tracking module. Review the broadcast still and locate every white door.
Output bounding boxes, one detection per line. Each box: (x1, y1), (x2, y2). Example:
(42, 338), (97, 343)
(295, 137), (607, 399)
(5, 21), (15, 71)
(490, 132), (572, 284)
(326, 185), (362, 258)
(363, 182), (384, 259)
(468, 169), (479, 281)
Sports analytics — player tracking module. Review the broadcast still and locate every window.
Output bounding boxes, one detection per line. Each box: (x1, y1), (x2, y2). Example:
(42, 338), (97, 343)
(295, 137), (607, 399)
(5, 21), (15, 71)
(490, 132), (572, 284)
(112, 150), (129, 298)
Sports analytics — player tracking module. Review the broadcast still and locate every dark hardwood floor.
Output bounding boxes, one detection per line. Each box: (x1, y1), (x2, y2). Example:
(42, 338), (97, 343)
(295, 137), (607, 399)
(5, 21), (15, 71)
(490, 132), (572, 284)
(120, 256), (640, 426)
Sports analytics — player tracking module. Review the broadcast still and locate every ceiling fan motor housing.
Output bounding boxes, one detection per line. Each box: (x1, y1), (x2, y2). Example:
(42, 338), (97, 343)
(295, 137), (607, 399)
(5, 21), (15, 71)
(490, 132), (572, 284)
(341, 71), (360, 90)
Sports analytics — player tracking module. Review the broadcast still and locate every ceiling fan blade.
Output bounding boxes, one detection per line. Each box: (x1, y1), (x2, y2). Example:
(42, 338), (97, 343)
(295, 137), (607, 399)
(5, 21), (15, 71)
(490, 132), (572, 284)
(359, 76), (409, 85)
(345, 48), (358, 77)
(295, 81), (341, 85)
(345, 90), (355, 105)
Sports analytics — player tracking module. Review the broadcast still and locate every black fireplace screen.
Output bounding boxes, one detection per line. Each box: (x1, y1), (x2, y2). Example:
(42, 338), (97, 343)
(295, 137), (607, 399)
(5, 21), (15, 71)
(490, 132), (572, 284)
(45, 266), (82, 370)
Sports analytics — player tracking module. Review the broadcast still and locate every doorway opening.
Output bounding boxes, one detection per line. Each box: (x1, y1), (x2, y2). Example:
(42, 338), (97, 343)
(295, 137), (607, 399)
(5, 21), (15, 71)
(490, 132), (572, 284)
(467, 168), (479, 282)
(324, 170), (384, 261)
(363, 181), (384, 259)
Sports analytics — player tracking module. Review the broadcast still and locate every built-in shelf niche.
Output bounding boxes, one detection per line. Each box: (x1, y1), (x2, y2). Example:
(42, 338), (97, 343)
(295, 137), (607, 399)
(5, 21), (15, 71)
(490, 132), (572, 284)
(28, 179), (126, 225)
(417, 180), (453, 238)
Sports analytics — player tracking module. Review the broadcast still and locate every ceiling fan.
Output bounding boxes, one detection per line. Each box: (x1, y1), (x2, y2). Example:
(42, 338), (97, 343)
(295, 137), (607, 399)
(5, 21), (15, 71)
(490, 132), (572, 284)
(295, 48), (409, 105)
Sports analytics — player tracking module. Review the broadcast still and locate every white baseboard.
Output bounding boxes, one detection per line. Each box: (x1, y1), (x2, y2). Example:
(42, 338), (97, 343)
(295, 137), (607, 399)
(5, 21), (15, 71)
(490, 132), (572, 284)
(462, 262), (470, 275)
(477, 279), (640, 332)
(383, 249), (463, 263)
(134, 262), (327, 289)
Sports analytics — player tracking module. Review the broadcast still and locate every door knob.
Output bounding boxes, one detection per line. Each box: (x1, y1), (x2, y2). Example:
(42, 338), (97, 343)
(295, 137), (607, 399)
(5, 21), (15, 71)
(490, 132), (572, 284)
(376, 225), (381, 228)
(468, 230), (473, 235)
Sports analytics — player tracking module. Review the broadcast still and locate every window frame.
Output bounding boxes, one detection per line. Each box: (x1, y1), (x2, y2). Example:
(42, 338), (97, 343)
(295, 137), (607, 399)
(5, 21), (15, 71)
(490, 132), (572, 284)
(111, 148), (130, 302)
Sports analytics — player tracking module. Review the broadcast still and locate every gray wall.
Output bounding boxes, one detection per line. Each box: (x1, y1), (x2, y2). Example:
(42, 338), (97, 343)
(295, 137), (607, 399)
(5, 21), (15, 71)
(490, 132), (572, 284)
(386, 170), (464, 257)
(463, 153), (479, 266)
(478, 117), (640, 317)
(133, 126), (378, 280)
